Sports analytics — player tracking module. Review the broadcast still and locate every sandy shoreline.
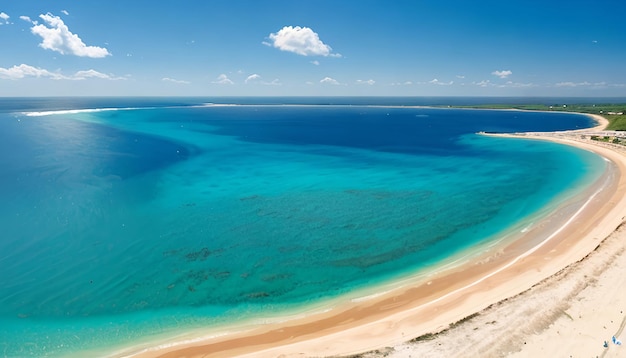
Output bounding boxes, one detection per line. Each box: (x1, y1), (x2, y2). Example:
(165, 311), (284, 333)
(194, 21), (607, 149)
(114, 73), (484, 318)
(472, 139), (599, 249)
(119, 113), (626, 358)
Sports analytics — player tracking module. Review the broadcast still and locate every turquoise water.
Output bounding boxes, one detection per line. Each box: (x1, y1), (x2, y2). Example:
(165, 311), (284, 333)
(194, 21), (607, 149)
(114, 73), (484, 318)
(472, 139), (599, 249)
(0, 98), (605, 356)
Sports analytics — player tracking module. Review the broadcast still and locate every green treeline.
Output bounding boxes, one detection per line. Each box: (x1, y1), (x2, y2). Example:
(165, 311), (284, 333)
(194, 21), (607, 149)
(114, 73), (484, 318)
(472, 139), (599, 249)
(451, 103), (626, 131)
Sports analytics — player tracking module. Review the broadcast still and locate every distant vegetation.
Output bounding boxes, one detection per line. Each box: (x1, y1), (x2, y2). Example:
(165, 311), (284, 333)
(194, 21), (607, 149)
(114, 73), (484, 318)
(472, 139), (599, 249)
(451, 103), (626, 131)
(588, 135), (621, 144)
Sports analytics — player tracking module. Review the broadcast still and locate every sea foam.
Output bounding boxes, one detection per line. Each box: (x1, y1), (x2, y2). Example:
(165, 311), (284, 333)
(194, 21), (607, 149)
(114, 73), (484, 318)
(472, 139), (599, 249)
(23, 107), (146, 117)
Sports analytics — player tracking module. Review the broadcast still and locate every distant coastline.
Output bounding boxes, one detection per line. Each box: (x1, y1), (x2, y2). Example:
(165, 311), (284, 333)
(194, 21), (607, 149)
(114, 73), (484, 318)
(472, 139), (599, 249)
(447, 102), (625, 130)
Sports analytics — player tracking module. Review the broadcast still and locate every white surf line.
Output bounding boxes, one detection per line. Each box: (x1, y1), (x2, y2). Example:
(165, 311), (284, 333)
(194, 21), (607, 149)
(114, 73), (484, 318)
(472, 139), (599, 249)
(23, 103), (227, 117)
(114, 330), (237, 358)
(22, 107), (146, 117)
(113, 306), (338, 358)
(399, 177), (607, 315)
(351, 288), (402, 303)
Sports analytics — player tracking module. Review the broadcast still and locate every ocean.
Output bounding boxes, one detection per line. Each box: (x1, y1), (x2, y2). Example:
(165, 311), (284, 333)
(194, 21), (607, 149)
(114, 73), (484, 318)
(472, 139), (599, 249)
(0, 97), (607, 356)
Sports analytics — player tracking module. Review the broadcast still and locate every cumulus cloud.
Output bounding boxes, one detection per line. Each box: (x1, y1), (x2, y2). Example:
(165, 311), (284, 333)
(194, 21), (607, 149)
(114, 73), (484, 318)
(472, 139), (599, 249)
(356, 79), (375, 85)
(310, 60), (320, 66)
(428, 78), (454, 86)
(0, 12), (10, 24)
(0, 64), (124, 80)
(245, 73), (261, 83)
(61, 10), (69, 16)
(72, 69), (125, 80)
(243, 74), (281, 85)
(162, 77), (190, 84)
(212, 74), (234, 85)
(320, 76), (340, 85)
(20, 15), (33, 23)
(0, 64), (62, 80)
(492, 70), (512, 79)
(266, 26), (340, 57)
(31, 13), (110, 58)
(474, 80), (492, 87)
(73, 69), (110, 80)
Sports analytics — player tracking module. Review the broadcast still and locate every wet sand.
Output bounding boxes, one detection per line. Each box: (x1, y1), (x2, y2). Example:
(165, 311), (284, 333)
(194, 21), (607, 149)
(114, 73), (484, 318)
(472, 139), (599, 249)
(120, 113), (626, 358)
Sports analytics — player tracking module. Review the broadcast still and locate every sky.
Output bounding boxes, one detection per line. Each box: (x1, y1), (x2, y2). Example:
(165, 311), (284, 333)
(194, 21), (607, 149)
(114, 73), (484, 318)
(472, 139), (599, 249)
(1, 0), (625, 97)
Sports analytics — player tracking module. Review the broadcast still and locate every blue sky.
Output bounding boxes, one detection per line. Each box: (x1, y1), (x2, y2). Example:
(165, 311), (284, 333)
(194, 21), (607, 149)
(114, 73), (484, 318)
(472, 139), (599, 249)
(1, 0), (625, 97)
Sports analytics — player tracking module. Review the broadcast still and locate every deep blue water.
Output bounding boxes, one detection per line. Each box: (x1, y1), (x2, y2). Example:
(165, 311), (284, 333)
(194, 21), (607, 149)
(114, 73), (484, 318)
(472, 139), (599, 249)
(0, 97), (607, 356)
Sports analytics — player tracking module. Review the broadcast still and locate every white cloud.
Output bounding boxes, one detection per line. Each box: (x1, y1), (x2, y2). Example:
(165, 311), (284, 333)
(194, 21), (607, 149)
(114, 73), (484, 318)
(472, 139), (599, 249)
(212, 74), (234, 85)
(20, 15), (33, 23)
(501, 81), (533, 88)
(242, 74), (280, 85)
(456, 75), (465, 79)
(0, 12), (10, 24)
(73, 70), (109, 80)
(473, 79), (534, 89)
(162, 77), (190, 84)
(245, 73), (261, 83)
(356, 79), (375, 85)
(428, 78), (454, 86)
(0, 64), (62, 80)
(554, 81), (610, 88)
(310, 60), (320, 66)
(31, 13), (110, 58)
(61, 10), (69, 16)
(391, 81), (413, 86)
(555, 81), (591, 87)
(0, 64), (124, 81)
(492, 70), (512, 79)
(267, 26), (340, 57)
(320, 76), (340, 85)
(72, 69), (125, 80)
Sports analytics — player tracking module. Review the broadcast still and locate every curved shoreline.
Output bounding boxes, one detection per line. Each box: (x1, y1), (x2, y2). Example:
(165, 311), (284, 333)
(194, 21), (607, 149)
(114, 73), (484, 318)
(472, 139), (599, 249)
(117, 112), (626, 358)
